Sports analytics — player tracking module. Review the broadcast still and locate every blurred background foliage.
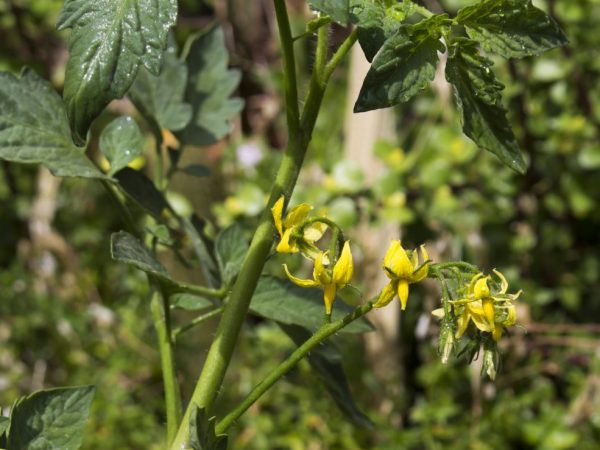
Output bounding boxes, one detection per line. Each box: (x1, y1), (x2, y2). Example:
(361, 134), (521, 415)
(1, 0), (599, 449)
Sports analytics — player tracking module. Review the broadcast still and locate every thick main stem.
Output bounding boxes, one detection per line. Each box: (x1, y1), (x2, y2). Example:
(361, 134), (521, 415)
(170, 9), (356, 449)
(215, 301), (374, 434)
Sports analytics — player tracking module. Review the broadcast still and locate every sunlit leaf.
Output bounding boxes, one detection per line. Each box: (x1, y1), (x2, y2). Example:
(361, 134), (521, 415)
(99, 116), (144, 176)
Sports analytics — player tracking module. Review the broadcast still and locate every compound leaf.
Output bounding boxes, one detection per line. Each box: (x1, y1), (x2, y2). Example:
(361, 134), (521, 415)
(0, 69), (103, 178)
(456, 0), (567, 58)
(215, 224), (248, 286)
(7, 386), (95, 450)
(354, 15), (449, 112)
(178, 26), (243, 147)
(58, 0), (177, 143)
(309, 0), (350, 25)
(445, 38), (526, 173)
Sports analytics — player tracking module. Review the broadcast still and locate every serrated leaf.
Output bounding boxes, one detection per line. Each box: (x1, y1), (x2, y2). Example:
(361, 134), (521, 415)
(250, 276), (374, 334)
(354, 15), (449, 112)
(7, 385), (95, 450)
(280, 324), (373, 428)
(445, 38), (526, 173)
(170, 293), (213, 311)
(114, 167), (168, 219)
(350, 0), (410, 62)
(0, 69), (104, 178)
(111, 231), (174, 284)
(456, 0), (567, 58)
(215, 224), (248, 285)
(181, 164), (210, 177)
(99, 116), (144, 175)
(178, 26), (244, 147)
(189, 406), (228, 450)
(57, 0), (177, 143)
(309, 0), (350, 25)
(130, 39), (192, 132)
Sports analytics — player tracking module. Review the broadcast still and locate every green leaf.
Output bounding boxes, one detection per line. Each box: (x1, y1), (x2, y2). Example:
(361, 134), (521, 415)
(99, 116), (144, 176)
(0, 416), (8, 439)
(445, 38), (526, 173)
(309, 0), (350, 25)
(215, 224), (248, 285)
(354, 15), (449, 112)
(7, 385), (95, 450)
(250, 276), (374, 334)
(178, 26), (244, 147)
(114, 168), (168, 219)
(350, 0), (411, 62)
(189, 406), (227, 450)
(57, 0), (177, 143)
(180, 164), (211, 178)
(130, 38), (192, 132)
(456, 0), (567, 58)
(111, 231), (174, 284)
(280, 324), (373, 427)
(0, 69), (104, 178)
(170, 293), (213, 311)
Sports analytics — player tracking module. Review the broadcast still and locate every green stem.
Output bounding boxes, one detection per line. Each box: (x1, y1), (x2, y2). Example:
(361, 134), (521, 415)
(154, 127), (165, 191)
(215, 301), (374, 434)
(172, 307), (225, 338)
(169, 11), (357, 450)
(151, 290), (182, 445)
(172, 282), (226, 299)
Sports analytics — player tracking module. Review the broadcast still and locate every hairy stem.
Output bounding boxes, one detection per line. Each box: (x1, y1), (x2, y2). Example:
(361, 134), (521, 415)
(169, 9), (357, 449)
(151, 290), (182, 445)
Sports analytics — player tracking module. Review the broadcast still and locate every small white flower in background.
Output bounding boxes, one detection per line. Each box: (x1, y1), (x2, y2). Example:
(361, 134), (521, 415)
(236, 142), (263, 168)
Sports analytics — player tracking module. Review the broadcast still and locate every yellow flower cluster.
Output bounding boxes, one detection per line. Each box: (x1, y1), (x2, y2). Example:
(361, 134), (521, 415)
(272, 196), (353, 315)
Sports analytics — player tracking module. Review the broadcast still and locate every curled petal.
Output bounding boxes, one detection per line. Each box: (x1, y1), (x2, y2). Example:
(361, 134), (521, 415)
(468, 303), (493, 333)
(333, 241), (353, 286)
(284, 203), (312, 228)
(303, 222), (327, 243)
(473, 277), (491, 300)
(455, 308), (470, 338)
(468, 273), (485, 295)
(314, 252), (332, 285)
(271, 195), (285, 237)
(493, 269), (509, 294)
(397, 280), (410, 310)
(283, 264), (319, 288)
(374, 282), (396, 308)
(323, 284), (337, 315)
(482, 298), (496, 332)
(411, 247), (430, 282)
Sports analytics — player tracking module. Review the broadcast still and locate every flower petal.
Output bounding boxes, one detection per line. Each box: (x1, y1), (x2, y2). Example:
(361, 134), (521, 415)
(482, 298), (496, 332)
(333, 241), (353, 286)
(493, 269), (509, 294)
(373, 282), (396, 308)
(303, 222), (327, 243)
(283, 264), (319, 288)
(314, 251), (332, 285)
(323, 283), (337, 314)
(271, 195), (285, 237)
(397, 280), (410, 310)
(276, 229), (298, 253)
(284, 203), (312, 228)
(473, 277), (491, 300)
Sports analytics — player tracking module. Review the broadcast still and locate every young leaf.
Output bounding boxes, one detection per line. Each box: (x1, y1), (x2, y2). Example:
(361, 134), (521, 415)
(0, 69), (103, 178)
(309, 0), (350, 26)
(280, 324), (373, 428)
(170, 293), (213, 311)
(189, 406), (228, 450)
(350, 0), (410, 62)
(215, 224), (248, 285)
(99, 116), (144, 176)
(354, 15), (449, 112)
(445, 38), (526, 173)
(250, 276), (374, 334)
(178, 26), (244, 147)
(57, 0), (177, 143)
(114, 168), (168, 219)
(0, 416), (8, 440)
(111, 231), (174, 285)
(129, 39), (192, 132)
(177, 27), (244, 146)
(7, 385), (95, 450)
(456, 0), (567, 58)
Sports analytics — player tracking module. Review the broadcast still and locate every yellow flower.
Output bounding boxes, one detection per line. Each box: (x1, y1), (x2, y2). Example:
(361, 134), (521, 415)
(374, 241), (429, 310)
(271, 196), (325, 254)
(283, 241), (354, 314)
(452, 270), (520, 341)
